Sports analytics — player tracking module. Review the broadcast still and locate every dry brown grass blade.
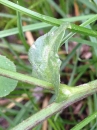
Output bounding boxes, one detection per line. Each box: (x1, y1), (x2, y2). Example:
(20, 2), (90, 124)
(74, 1), (79, 16)
(42, 97), (49, 130)
(23, 22), (34, 46)
(2, 94), (28, 113)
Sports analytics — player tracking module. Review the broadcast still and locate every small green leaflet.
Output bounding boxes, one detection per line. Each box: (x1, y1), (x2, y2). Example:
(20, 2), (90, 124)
(28, 23), (69, 102)
(0, 55), (18, 97)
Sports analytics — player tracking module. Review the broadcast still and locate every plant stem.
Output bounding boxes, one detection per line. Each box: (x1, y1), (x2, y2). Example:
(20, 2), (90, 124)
(11, 81), (97, 130)
(0, 68), (53, 90)
(0, 68), (97, 129)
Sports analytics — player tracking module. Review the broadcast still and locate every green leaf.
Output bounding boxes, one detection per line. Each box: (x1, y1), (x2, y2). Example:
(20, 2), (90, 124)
(28, 23), (69, 101)
(0, 55), (18, 97)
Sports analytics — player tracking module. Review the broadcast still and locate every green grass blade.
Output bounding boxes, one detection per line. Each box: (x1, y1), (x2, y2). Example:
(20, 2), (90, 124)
(0, 14), (96, 38)
(68, 54), (78, 86)
(29, 0), (45, 10)
(0, 12), (33, 22)
(60, 44), (81, 71)
(0, 0), (97, 37)
(14, 101), (31, 125)
(0, 110), (15, 126)
(70, 23), (97, 37)
(78, 0), (97, 13)
(47, 0), (66, 17)
(62, 14), (97, 44)
(0, 41), (26, 53)
(69, 37), (97, 47)
(71, 111), (97, 130)
(0, 13), (95, 22)
(4, 17), (17, 29)
(0, 22), (51, 38)
(90, 122), (97, 130)
(59, 0), (66, 13)
(48, 119), (58, 130)
(17, 10), (29, 51)
(0, 0), (62, 26)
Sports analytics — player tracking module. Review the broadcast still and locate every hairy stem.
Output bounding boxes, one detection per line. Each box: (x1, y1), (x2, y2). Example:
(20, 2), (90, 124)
(0, 68), (53, 90)
(0, 67), (97, 130)
(11, 81), (97, 130)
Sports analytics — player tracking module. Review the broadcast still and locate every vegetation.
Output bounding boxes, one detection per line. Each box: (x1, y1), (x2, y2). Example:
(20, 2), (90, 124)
(0, 0), (97, 130)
